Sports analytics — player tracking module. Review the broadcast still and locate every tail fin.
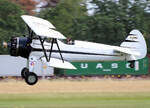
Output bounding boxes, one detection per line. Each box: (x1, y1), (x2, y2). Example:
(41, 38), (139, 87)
(120, 29), (147, 60)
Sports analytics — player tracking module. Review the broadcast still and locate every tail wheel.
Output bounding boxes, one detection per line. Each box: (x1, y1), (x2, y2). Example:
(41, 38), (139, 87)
(21, 67), (29, 78)
(25, 72), (38, 85)
(129, 63), (134, 68)
(128, 60), (135, 68)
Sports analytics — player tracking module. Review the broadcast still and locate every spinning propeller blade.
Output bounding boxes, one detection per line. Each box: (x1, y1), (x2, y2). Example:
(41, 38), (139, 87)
(2, 41), (8, 48)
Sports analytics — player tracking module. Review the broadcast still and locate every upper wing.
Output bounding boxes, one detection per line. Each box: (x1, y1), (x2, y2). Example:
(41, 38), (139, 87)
(21, 15), (66, 39)
(21, 15), (55, 29)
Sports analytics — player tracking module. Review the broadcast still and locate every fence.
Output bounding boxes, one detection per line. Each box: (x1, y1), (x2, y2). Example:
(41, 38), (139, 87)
(0, 55), (54, 76)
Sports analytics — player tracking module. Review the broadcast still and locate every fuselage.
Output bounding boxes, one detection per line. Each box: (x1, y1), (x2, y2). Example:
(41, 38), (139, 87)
(30, 39), (125, 62)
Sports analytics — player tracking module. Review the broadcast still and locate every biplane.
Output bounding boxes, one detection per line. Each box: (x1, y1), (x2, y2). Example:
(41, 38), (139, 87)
(3, 15), (147, 85)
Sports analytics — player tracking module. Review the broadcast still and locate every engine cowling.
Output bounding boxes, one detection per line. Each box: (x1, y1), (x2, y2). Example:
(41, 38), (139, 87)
(9, 37), (32, 58)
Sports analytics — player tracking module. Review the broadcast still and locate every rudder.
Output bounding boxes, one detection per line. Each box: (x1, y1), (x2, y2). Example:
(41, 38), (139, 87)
(120, 29), (147, 60)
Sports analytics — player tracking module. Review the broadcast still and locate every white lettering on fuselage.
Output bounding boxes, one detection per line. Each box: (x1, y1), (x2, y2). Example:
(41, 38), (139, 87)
(96, 63), (103, 69)
(79, 62), (138, 71)
(80, 63), (88, 69)
(111, 63), (118, 68)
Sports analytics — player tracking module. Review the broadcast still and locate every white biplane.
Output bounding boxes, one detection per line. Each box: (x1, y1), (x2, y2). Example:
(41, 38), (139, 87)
(3, 15), (147, 85)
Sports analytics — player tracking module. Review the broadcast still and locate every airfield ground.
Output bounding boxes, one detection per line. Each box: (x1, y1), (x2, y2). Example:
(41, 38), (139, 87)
(0, 78), (150, 108)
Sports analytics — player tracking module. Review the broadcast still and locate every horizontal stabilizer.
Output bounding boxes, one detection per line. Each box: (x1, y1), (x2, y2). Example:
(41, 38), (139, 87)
(113, 46), (140, 56)
(41, 58), (76, 70)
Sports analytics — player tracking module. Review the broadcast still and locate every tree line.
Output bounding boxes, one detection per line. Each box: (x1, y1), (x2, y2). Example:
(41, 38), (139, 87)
(0, 0), (150, 54)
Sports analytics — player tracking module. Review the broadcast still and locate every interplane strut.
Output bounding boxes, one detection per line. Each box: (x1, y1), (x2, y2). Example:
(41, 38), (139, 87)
(39, 37), (64, 63)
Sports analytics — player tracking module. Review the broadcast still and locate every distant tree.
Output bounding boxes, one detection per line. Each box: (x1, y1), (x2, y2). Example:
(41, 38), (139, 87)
(39, 0), (150, 52)
(10, 0), (37, 15)
(39, 0), (87, 38)
(71, 0), (126, 45)
(39, 0), (60, 8)
(71, 0), (150, 52)
(0, 0), (25, 54)
(88, 0), (150, 52)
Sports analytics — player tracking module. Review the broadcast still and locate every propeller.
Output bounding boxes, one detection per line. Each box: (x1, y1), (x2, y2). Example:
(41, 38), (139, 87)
(2, 41), (8, 48)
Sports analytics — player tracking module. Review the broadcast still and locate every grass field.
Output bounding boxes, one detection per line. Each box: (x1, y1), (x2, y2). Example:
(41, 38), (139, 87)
(0, 79), (150, 108)
(0, 92), (150, 108)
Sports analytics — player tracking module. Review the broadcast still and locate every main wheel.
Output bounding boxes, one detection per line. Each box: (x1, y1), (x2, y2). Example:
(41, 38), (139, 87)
(21, 67), (29, 78)
(25, 72), (38, 85)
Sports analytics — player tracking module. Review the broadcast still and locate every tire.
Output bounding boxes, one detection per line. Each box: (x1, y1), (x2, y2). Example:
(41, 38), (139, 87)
(128, 61), (135, 68)
(21, 67), (29, 78)
(25, 72), (38, 85)
(129, 63), (134, 68)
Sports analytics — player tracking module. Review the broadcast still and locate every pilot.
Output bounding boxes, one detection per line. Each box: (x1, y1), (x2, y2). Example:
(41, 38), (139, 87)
(67, 37), (74, 45)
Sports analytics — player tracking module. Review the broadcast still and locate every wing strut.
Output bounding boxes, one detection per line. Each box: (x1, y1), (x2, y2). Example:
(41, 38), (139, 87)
(27, 25), (34, 38)
(39, 37), (48, 61)
(39, 37), (64, 63)
(48, 38), (54, 61)
(54, 39), (64, 63)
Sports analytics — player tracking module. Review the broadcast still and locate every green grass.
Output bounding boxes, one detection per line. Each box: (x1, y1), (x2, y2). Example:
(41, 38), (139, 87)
(0, 92), (150, 108)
